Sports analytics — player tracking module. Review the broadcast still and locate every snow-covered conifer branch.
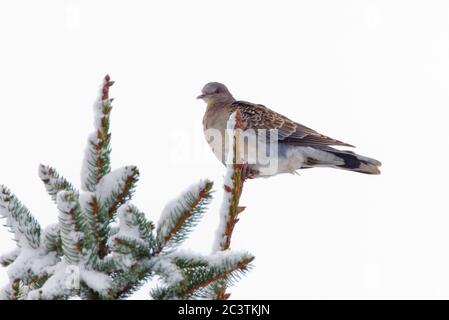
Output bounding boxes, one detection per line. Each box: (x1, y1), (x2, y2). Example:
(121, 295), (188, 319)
(212, 110), (251, 299)
(41, 224), (62, 255)
(115, 204), (153, 243)
(96, 166), (139, 220)
(27, 260), (76, 300)
(108, 262), (149, 299)
(88, 205), (153, 298)
(106, 204), (153, 261)
(57, 191), (84, 264)
(179, 255), (253, 300)
(79, 192), (105, 258)
(155, 180), (213, 252)
(0, 186), (42, 249)
(151, 251), (254, 300)
(170, 250), (254, 275)
(0, 284), (13, 300)
(110, 237), (151, 258)
(0, 249), (20, 267)
(81, 75), (114, 192)
(39, 164), (76, 203)
(213, 111), (247, 252)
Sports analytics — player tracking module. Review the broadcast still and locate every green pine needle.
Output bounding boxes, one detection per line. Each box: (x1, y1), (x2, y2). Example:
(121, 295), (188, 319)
(0, 186), (41, 249)
(155, 180), (213, 252)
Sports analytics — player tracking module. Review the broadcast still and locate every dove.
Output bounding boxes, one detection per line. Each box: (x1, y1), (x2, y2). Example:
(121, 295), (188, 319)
(198, 82), (381, 178)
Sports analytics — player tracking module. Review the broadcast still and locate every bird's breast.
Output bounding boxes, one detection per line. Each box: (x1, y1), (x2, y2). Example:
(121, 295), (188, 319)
(203, 104), (229, 164)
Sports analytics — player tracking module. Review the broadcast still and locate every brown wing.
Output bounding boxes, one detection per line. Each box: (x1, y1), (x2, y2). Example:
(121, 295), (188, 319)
(229, 101), (354, 147)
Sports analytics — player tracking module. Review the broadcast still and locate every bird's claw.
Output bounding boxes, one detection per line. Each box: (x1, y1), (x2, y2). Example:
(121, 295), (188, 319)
(242, 164), (258, 179)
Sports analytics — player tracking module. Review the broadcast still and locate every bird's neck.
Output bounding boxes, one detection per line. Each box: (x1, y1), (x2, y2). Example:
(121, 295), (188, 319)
(203, 100), (233, 131)
(206, 96), (235, 109)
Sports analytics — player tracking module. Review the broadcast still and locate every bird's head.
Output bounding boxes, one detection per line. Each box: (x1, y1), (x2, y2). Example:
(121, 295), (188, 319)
(197, 82), (235, 104)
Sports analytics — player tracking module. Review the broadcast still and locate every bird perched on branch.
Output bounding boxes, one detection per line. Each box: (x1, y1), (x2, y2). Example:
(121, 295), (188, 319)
(198, 82), (381, 178)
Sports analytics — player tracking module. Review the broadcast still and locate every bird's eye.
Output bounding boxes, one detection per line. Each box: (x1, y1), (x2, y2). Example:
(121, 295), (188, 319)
(214, 88), (219, 94)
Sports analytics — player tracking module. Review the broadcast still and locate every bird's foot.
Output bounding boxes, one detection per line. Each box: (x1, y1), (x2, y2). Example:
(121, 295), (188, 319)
(242, 164), (259, 179)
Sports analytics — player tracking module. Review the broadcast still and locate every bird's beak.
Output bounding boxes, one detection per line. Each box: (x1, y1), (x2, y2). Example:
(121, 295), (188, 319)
(196, 94), (206, 100)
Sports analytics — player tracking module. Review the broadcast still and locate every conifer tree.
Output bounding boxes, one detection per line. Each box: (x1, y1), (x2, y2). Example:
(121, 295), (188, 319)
(0, 76), (253, 300)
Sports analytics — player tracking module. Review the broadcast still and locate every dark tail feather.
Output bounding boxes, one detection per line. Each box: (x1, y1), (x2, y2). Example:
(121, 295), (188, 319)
(326, 150), (382, 175)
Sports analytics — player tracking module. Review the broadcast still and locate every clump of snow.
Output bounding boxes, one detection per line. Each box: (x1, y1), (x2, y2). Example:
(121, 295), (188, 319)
(152, 257), (183, 286)
(103, 204), (152, 271)
(167, 249), (208, 262)
(108, 204), (149, 264)
(8, 244), (59, 287)
(78, 191), (95, 214)
(6, 244), (35, 280)
(107, 204), (148, 249)
(56, 191), (78, 213)
(27, 258), (111, 299)
(104, 252), (136, 271)
(95, 166), (134, 202)
(80, 267), (110, 295)
(38, 164), (50, 182)
(27, 260), (73, 299)
(206, 250), (250, 268)
(116, 204), (140, 239)
(7, 246), (59, 281)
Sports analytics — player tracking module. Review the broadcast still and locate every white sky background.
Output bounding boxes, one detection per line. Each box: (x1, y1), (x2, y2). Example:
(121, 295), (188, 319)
(1, 0), (449, 299)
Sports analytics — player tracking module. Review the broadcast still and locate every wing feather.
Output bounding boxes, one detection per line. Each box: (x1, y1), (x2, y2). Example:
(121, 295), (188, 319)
(229, 101), (354, 147)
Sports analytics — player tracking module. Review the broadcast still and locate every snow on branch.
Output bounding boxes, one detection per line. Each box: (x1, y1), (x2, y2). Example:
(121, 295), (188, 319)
(79, 192), (105, 258)
(115, 204), (153, 243)
(0, 186), (42, 249)
(27, 260), (74, 300)
(108, 262), (149, 299)
(57, 191), (84, 265)
(39, 164), (76, 203)
(107, 204), (153, 259)
(151, 250), (254, 300)
(0, 284), (13, 300)
(0, 249), (20, 267)
(81, 75), (114, 192)
(213, 111), (247, 252)
(212, 110), (252, 299)
(156, 180), (213, 252)
(26, 262), (111, 300)
(96, 166), (139, 220)
(41, 224), (61, 254)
